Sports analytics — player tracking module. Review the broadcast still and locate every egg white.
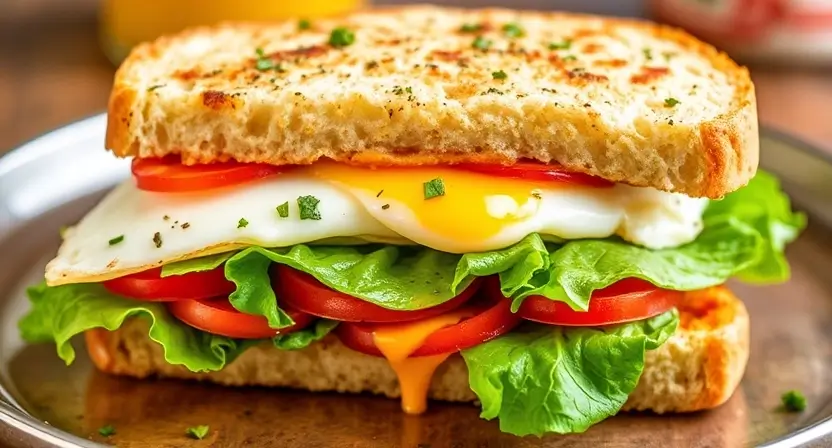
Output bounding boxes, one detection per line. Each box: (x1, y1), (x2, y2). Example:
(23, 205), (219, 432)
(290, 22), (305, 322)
(46, 174), (708, 285)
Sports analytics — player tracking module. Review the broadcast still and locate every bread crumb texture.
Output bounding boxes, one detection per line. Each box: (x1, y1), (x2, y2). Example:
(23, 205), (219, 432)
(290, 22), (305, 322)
(106, 5), (758, 198)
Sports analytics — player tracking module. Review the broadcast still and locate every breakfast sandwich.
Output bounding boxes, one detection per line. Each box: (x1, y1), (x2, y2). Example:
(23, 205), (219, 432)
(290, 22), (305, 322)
(19, 6), (805, 437)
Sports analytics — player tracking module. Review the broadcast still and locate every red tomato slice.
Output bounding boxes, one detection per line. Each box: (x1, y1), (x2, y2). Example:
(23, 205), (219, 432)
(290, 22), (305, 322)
(168, 298), (314, 339)
(103, 266), (235, 302)
(452, 161), (614, 188)
(484, 277), (681, 326)
(336, 294), (521, 358)
(273, 266), (481, 323)
(132, 156), (290, 192)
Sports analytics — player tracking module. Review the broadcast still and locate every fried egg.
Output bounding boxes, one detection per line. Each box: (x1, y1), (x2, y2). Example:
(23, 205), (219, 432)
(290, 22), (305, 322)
(46, 165), (708, 285)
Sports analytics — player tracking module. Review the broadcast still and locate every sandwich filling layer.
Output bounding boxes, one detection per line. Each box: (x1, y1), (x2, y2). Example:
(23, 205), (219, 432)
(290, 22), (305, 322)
(20, 162), (804, 437)
(48, 163), (707, 285)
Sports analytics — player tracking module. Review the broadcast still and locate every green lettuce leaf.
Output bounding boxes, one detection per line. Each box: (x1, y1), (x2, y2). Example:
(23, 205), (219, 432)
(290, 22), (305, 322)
(461, 310), (679, 437)
(273, 319), (339, 350)
(19, 282), (338, 368)
(161, 252), (235, 276)
(703, 171), (806, 282)
(19, 282), (253, 371)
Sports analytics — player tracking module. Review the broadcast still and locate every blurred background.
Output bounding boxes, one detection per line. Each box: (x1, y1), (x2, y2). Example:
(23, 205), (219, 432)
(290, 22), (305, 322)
(0, 0), (829, 155)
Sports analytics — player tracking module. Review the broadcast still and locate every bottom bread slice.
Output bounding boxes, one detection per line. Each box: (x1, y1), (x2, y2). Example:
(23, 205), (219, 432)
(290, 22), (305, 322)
(85, 286), (749, 413)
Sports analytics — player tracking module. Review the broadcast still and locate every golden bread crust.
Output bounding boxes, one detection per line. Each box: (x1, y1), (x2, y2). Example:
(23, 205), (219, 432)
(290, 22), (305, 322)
(106, 5), (758, 198)
(86, 286), (748, 414)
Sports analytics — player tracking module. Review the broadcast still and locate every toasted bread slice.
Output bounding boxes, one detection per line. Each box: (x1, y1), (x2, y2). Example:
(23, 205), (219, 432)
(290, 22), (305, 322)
(106, 6), (757, 199)
(85, 286), (748, 414)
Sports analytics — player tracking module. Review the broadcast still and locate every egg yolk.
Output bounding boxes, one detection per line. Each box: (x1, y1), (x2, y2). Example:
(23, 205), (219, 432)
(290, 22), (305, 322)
(306, 163), (542, 243)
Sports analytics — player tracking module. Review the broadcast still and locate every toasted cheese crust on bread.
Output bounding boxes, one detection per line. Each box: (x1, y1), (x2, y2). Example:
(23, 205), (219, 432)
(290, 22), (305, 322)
(85, 286), (748, 414)
(106, 6), (758, 199)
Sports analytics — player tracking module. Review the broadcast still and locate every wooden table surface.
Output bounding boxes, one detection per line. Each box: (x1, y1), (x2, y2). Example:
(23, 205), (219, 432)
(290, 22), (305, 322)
(1, 6), (831, 156)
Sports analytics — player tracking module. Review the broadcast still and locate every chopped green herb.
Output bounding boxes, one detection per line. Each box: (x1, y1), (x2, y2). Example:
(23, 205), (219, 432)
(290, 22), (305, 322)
(376, 189), (384, 197)
(298, 19), (312, 30)
(643, 48), (653, 61)
(276, 201), (290, 218)
(483, 87), (504, 95)
(405, 86), (413, 94)
(381, 204), (390, 210)
(147, 84), (165, 92)
(186, 425), (210, 440)
(492, 70), (508, 80)
(459, 23), (482, 33)
(502, 22), (525, 38)
(254, 48), (282, 72)
(98, 425), (116, 437)
(59, 225), (69, 239)
(548, 39), (572, 50)
(108, 235), (124, 246)
(531, 191), (542, 199)
(297, 195), (322, 220)
(152, 232), (162, 248)
(329, 27), (355, 48)
(237, 218), (249, 228)
(472, 36), (492, 50)
(664, 97), (681, 107)
(561, 55), (577, 62)
(662, 51), (675, 62)
(781, 390), (807, 412)
(181, 222), (190, 229)
(423, 178), (445, 200)
(163, 215), (170, 221)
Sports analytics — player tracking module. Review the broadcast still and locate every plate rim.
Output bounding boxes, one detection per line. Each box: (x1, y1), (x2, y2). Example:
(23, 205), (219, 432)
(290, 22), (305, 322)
(1, 113), (831, 448)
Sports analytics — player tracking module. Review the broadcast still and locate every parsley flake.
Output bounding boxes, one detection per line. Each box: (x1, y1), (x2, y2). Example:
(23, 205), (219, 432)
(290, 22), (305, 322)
(561, 55), (577, 62)
(781, 390), (807, 412)
(643, 48), (653, 61)
(298, 19), (312, 30)
(108, 235), (124, 246)
(664, 97), (681, 107)
(297, 195), (322, 220)
(472, 36), (492, 50)
(237, 218), (249, 228)
(147, 84), (165, 92)
(98, 425), (116, 437)
(548, 40), (573, 50)
(186, 425), (210, 440)
(254, 48), (282, 72)
(376, 189), (384, 197)
(492, 70), (508, 80)
(152, 232), (162, 248)
(329, 27), (355, 48)
(423, 178), (445, 200)
(276, 201), (290, 218)
(181, 222), (191, 229)
(381, 204), (390, 210)
(459, 23), (483, 33)
(502, 22), (525, 38)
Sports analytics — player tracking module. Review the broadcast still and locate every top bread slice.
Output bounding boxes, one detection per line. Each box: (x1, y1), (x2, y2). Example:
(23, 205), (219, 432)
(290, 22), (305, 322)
(106, 5), (758, 198)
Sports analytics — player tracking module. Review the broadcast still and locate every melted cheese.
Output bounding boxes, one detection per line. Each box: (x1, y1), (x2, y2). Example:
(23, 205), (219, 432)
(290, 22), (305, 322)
(372, 312), (466, 414)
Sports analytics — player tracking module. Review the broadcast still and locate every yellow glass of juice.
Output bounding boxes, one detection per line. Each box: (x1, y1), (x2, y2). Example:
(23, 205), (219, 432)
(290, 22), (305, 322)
(100, 0), (366, 63)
